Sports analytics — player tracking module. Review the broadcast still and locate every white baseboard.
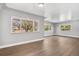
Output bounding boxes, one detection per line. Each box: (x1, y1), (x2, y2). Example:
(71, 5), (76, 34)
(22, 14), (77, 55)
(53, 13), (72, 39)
(0, 38), (45, 49)
(54, 35), (79, 38)
(44, 34), (54, 36)
(0, 35), (78, 49)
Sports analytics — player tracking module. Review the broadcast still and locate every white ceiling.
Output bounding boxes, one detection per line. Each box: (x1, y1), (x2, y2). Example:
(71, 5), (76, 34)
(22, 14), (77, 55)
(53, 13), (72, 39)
(44, 3), (79, 23)
(5, 3), (79, 23)
(6, 3), (44, 16)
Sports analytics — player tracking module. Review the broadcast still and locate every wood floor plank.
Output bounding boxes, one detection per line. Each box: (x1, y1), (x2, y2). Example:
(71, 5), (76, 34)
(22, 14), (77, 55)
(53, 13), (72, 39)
(0, 36), (79, 56)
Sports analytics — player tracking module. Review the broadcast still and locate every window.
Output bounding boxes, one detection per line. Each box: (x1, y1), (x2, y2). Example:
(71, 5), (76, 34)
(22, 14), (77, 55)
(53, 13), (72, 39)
(44, 21), (51, 31)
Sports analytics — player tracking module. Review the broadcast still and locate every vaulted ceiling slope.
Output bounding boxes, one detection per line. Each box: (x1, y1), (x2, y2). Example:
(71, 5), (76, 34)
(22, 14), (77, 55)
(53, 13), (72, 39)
(6, 3), (45, 17)
(45, 3), (79, 17)
(45, 3), (79, 21)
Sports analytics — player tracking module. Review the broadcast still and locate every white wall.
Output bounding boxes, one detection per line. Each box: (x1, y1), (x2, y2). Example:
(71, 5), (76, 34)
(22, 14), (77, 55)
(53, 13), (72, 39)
(0, 4), (3, 45)
(2, 3), (79, 46)
(56, 20), (79, 38)
(0, 6), (44, 46)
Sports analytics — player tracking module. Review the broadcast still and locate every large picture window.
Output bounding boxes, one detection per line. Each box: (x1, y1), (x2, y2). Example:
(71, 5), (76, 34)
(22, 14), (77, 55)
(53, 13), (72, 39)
(11, 16), (39, 33)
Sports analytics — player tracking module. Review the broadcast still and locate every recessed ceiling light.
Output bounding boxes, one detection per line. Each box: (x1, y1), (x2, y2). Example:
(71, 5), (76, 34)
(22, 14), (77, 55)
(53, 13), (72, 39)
(38, 3), (44, 7)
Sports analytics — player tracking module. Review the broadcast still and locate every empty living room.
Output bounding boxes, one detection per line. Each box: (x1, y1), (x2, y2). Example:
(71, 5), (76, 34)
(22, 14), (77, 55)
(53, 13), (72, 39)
(0, 2), (79, 57)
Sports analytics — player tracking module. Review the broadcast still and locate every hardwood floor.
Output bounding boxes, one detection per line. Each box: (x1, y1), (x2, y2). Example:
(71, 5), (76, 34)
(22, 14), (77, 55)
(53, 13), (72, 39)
(0, 36), (79, 56)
